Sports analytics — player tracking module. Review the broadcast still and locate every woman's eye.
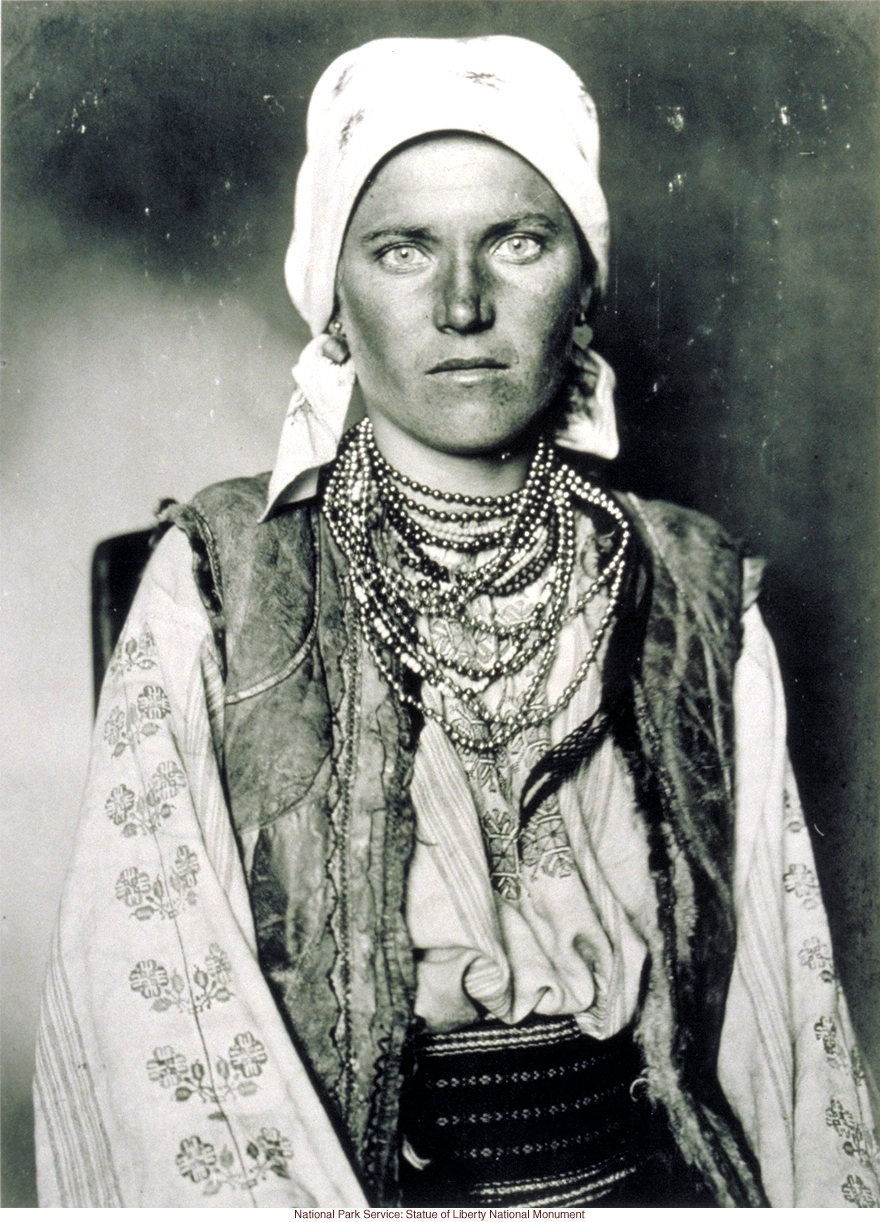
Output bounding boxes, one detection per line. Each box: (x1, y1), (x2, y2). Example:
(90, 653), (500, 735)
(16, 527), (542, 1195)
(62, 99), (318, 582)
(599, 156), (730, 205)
(494, 235), (543, 263)
(378, 244), (430, 271)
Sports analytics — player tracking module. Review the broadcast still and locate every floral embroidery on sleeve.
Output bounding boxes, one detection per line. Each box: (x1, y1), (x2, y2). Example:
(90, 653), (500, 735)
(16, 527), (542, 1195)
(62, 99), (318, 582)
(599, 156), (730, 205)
(850, 1047), (866, 1088)
(176, 1127), (293, 1195)
(842, 1174), (879, 1208)
(147, 1032), (267, 1105)
(798, 936), (836, 983)
(148, 1046), (189, 1087)
(783, 862), (820, 908)
(115, 846), (200, 919)
(783, 786), (806, 833)
(826, 1098), (880, 1171)
(108, 626), (158, 677)
(105, 761), (187, 836)
(229, 1031), (269, 1078)
(814, 1017), (849, 1072)
(811, 1018), (868, 1089)
(129, 944), (233, 1014)
(103, 685), (171, 756)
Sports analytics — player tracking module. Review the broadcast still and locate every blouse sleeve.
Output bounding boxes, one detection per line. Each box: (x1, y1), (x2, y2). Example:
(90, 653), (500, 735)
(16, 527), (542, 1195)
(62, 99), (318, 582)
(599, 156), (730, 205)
(718, 601), (880, 1207)
(33, 527), (365, 1208)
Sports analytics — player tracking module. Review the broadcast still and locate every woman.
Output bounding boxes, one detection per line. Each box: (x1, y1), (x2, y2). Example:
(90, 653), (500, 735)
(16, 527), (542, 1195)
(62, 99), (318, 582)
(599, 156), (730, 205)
(35, 35), (878, 1208)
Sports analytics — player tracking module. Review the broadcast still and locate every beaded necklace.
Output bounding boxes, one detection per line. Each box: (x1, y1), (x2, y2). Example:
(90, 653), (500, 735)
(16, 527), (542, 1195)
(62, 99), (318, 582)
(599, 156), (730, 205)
(322, 419), (630, 753)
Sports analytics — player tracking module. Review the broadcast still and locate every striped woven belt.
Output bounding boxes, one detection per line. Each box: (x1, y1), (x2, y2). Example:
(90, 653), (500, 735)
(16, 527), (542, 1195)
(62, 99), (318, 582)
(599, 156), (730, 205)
(398, 1015), (709, 1208)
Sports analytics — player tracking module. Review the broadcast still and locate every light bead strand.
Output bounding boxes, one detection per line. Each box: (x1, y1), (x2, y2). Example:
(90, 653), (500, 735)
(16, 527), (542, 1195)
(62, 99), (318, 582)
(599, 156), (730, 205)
(322, 419), (630, 752)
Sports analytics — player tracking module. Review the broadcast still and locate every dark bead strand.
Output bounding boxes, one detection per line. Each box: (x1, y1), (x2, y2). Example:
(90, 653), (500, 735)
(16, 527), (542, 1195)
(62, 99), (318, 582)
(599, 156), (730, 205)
(322, 427), (576, 674)
(326, 427), (619, 716)
(361, 423), (557, 592)
(321, 421), (631, 750)
(326, 435), (566, 689)
(367, 430), (532, 510)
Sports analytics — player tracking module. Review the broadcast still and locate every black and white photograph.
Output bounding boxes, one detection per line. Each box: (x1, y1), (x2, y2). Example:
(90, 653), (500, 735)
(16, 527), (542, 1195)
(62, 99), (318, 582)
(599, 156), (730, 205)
(2, 1), (878, 1209)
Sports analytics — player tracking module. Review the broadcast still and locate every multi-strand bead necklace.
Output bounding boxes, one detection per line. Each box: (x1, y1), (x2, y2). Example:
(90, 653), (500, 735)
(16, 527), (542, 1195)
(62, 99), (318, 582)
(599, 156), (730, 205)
(322, 419), (631, 753)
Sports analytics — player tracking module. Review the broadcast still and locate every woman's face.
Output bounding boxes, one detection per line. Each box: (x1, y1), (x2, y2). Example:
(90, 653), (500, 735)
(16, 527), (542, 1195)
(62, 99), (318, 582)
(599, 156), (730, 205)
(336, 135), (588, 460)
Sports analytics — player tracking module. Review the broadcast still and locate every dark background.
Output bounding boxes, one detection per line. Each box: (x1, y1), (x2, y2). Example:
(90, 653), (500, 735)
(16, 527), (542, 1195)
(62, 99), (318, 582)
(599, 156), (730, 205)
(2, 1), (878, 1206)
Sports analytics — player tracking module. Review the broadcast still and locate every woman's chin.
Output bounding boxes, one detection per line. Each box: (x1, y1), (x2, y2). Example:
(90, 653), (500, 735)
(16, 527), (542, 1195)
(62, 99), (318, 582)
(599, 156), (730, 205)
(378, 398), (549, 461)
(428, 414), (548, 460)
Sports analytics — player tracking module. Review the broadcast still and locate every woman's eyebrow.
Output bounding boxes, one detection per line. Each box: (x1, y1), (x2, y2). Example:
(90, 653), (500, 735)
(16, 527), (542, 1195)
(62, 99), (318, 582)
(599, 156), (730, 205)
(485, 213), (561, 238)
(491, 213), (559, 232)
(359, 225), (436, 245)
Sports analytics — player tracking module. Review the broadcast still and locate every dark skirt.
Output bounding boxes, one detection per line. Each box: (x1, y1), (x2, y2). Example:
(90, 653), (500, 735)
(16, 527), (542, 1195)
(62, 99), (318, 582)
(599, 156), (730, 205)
(398, 1014), (717, 1208)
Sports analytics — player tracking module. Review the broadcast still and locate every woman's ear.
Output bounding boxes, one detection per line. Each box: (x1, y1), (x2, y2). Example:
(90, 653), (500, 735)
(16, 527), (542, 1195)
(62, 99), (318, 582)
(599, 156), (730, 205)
(323, 293), (351, 364)
(579, 282), (596, 323)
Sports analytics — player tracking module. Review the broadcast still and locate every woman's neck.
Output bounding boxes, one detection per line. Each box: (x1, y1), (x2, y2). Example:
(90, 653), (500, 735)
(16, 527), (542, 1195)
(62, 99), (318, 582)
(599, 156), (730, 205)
(368, 413), (532, 497)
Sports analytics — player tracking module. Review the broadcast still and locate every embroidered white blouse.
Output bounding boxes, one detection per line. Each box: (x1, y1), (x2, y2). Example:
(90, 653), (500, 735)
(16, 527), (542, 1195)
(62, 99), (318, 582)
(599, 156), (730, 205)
(35, 521), (880, 1208)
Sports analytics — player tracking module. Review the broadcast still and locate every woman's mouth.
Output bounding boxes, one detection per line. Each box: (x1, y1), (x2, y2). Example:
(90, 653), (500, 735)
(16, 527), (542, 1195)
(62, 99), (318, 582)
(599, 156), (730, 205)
(427, 357), (509, 383)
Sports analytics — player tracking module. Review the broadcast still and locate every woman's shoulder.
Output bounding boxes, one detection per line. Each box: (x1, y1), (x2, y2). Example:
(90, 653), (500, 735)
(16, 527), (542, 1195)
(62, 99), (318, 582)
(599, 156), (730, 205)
(615, 491), (739, 558)
(610, 491), (758, 650)
(617, 492), (765, 611)
(187, 471), (273, 520)
(161, 470), (316, 555)
(158, 472), (319, 648)
(615, 490), (742, 592)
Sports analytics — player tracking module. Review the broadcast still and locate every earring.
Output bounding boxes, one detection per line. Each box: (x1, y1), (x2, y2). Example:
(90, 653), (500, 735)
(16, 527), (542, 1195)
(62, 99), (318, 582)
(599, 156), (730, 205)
(573, 309), (593, 350)
(323, 317), (350, 365)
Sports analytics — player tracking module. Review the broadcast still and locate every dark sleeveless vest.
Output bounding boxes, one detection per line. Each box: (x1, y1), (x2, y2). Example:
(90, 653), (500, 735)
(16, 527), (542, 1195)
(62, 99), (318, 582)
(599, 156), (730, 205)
(160, 473), (768, 1208)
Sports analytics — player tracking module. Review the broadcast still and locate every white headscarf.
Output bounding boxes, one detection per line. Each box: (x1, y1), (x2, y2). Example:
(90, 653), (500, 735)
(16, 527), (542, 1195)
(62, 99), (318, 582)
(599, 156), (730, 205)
(266, 35), (619, 513)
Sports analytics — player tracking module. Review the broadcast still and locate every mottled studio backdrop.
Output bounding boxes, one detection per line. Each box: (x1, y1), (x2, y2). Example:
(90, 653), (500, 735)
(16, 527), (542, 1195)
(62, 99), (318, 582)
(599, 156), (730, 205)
(2, 1), (877, 1206)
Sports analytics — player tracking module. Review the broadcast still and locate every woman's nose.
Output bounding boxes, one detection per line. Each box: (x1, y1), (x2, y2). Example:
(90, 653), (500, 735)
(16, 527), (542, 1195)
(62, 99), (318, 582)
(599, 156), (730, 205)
(433, 253), (495, 334)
